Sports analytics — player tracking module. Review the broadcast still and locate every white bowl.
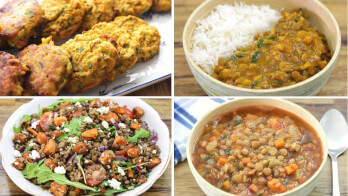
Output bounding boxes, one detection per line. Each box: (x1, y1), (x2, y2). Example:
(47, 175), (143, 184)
(183, 0), (341, 96)
(0, 98), (171, 196)
(186, 98), (328, 196)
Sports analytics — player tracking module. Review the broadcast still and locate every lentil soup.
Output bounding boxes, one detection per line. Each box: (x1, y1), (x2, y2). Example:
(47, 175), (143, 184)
(211, 9), (332, 89)
(192, 106), (323, 196)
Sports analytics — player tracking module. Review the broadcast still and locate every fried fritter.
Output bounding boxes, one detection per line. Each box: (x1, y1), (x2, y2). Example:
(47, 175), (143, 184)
(80, 0), (117, 31)
(151, 0), (171, 12)
(0, 52), (28, 96)
(116, 0), (152, 16)
(60, 36), (118, 93)
(113, 16), (161, 61)
(17, 37), (72, 96)
(41, 0), (85, 41)
(83, 22), (140, 81)
(0, 0), (42, 49)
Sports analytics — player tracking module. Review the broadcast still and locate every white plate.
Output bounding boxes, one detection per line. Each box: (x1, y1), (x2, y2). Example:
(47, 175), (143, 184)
(0, 0), (173, 96)
(0, 98), (171, 196)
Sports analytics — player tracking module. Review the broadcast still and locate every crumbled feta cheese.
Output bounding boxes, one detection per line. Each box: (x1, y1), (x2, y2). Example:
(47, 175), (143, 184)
(54, 166), (66, 174)
(29, 142), (36, 147)
(75, 102), (82, 107)
(14, 161), (19, 165)
(119, 123), (126, 129)
(139, 145), (143, 154)
(63, 128), (70, 132)
(54, 112), (59, 118)
(83, 116), (93, 123)
(61, 122), (65, 127)
(117, 167), (125, 176)
(152, 150), (157, 154)
(31, 120), (40, 129)
(68, 136), (79, 144)
(133, 119), (138, 122)
(101, 121), (109, 129)
(96, 107), (109, 114)
(56, 126), (60, 130)
(13, 150), (22, 158)
(108, 179), (122, 190)
(29, 150), (40, 160)
(66, 106), (72, 110)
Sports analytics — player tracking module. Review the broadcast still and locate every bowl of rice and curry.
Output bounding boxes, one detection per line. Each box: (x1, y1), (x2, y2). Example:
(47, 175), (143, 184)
(183, 0), (341, 96)
(186, 98), (328, 196)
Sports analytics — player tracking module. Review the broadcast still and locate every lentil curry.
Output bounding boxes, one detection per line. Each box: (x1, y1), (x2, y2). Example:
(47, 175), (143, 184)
(211, 9), (332, 89)
(192, 106), (323, 195)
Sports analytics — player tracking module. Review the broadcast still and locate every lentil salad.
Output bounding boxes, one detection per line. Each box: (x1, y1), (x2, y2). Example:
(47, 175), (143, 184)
(192, 106), (323, 196)
(11, 98), (162, 196)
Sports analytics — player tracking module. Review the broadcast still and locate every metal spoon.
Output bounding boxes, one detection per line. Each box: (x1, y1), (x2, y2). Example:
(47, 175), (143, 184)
(320, 109), (348, 196)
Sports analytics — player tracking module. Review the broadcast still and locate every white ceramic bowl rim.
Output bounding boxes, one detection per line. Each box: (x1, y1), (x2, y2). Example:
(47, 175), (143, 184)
(0, 98), (171, 196)
(183, 0), (341, 94)
(186, 98), (328, 196)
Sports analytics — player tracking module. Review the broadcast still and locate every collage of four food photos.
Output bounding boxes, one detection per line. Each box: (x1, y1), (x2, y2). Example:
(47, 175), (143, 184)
(0, 0), (347, 196)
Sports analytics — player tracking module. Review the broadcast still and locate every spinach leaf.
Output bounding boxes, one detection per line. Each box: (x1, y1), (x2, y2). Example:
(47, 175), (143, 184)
(13, 114), (32, 133)
(22, 163), (97, 191)
(127, 128), (150, 144)
(57, 116), (87, 141)
(251, 51), (262, 63)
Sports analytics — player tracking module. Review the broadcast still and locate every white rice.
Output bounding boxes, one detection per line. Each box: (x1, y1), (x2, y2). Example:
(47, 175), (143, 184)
(190, 3), (281, 74)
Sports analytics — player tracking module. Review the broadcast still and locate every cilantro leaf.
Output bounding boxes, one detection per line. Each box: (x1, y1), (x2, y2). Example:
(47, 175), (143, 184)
(13, 114), (32, 133)
(127, 128), (150, 144)
(57, 116), (86, 141)
(22, 163), (97, 191)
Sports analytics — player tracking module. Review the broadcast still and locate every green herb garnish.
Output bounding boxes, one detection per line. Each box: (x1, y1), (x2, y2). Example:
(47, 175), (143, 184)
(57, 116), (87, 141)
(234, 119), (242, 125)
(236, 53), (244, 58)
(38, 99), (95, 116)
(127, 128), (150, 144)
(257, 37), (265, 48)
(76, 154), (86, 184)
(13, 114), (32, 133)
(251, 51), (262, 63)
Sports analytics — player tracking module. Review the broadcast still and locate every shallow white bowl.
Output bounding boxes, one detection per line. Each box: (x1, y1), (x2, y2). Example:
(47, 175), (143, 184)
(0, 98), (171, 196)
(186, 98), (328, 195)
(183, 0), (341, 96)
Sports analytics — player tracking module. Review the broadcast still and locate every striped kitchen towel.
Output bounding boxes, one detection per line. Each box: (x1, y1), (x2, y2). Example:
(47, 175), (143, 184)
(174, 98), (231, 165)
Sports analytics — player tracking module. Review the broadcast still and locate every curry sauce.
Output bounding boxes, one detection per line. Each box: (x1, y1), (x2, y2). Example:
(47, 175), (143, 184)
(211, 9), (332, 89)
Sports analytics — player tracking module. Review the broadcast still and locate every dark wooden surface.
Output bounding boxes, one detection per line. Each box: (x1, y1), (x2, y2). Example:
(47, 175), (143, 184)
(174, 0), (348, 96)
(0, 99), (172, 196)
(174, 99), (348, 196)
(129, 78), (172, 96)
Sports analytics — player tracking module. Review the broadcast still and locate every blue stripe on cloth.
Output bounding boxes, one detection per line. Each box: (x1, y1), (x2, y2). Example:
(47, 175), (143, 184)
(174, 112), (192, 129)
(174, 103), (197, 124)
(211, 98), (225, 103)
(174, 143), (182, 164)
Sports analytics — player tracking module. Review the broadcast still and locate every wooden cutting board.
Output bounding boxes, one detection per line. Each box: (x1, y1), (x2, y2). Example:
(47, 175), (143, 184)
(174, 99), (348, 196)
(0, 99), (171, 196)
(174, 0), (347, 96)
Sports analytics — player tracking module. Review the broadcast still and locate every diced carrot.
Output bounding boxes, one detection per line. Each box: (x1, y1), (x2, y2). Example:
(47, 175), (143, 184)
(222, 181), (231, 191)
(218, 158), (227, 165)
(81, 128), (98, 141)
(59, 102), (72, 109)
(209, 136), (217, 142)
(44, 139), (57, 155)
(201, 141), (208, 148)
(105, 113), (119, 123)
(246, 113), (258, 120)
(285, 163), (298, 175)
(127, 147), (140, 158)
(54, 116), (67, 126)
(26, 127), (38, 136)
(249, 184), (258, 193)
(130, 122), (141, 130)
(298, 178), (307, 184)
(98, 115), (105, 121)
(231, 136), (238, 143)
(113, 136), (128, 146)
(148, 157), (161, 168)
(75, 188), (81, 195)
(242, 158), (250, 164)
(270, 119), (279, 128)
(268, 178), (286, 193)
(274, 139), (285, 148)
(115, 143), (134, 156)
(90, 99), (103, 108)
(128, 168), (134, 178)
